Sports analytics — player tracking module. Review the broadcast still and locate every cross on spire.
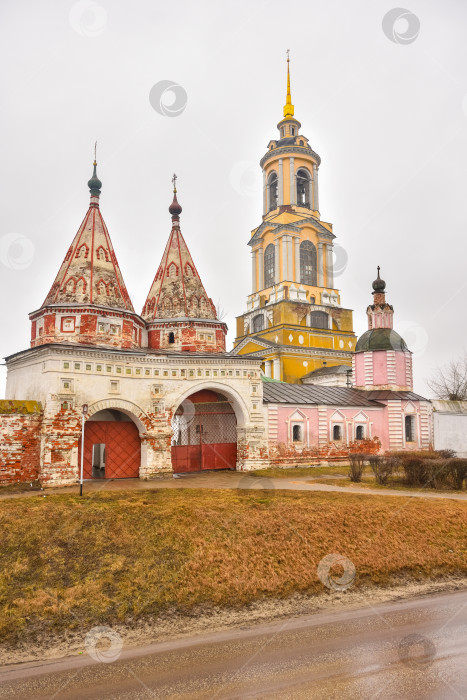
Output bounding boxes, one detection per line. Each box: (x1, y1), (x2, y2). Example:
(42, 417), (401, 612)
(172, 173), (177, 192)
(94, 141), (97, 166)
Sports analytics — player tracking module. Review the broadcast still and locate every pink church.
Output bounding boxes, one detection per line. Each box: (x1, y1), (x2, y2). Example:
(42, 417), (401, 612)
(264, 269), (432, 464)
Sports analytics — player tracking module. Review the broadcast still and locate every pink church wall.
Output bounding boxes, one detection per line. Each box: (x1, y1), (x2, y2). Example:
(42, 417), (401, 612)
(395, 352), (409, 388)
(354, 353), (365, 386)
(372, 352), (388, 386)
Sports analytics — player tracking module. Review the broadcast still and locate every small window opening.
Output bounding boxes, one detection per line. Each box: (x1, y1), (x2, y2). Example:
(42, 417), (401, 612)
(292, 424), (302, 442)
(168, 332), (175, 344)
(356, 425), (364, 440)
(333, 424), (342, 441)
(405, 415), (415, 442)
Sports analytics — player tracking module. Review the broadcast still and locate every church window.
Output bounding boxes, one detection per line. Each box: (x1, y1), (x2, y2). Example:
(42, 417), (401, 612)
(356, 425), (365, 440)
(61, 317), (75, 332)
(98, 322), (106, 333)
(85, 364), (92, 371)
(264, 243), (275, 288)
(291, 127), (295, 136)
(96, 246), (109, 262)
(76, 244), (89, 258)
(292, 423), (303, 442)
(110, 324), (121, 335)
(299, 140), (304, 146)
(296, 169), (311, 208)
(300, 240), (317, 286)
(253, 314), (264, 332)
(405, 415), (415, 443)
(309, 310), (328, 329)
(63, 362), (70, 369)
(333, 424), (342, 441)
(126, 368), (131, 374)
(168, 332), (175, 344)
(167, 263), (178, 278)
(268, 172), (278, 211)
(96, 365), (102, 372)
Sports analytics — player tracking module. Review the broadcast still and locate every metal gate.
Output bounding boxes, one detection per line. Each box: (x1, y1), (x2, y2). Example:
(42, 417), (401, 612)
(171, 390), (237, 473)
(78, 420), (141, 479)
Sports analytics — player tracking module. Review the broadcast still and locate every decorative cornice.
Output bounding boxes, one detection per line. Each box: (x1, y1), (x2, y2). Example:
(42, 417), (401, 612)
(260, 145), (321, 168)
(29, 304), (145, 325)
(248, 216), (335, 246)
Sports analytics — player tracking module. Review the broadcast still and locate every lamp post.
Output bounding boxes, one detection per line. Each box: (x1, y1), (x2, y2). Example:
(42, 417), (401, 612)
(80, 404), (88, 496)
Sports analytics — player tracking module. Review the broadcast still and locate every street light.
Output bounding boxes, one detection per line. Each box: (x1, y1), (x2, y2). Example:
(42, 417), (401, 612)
(80, 403), (88, 496)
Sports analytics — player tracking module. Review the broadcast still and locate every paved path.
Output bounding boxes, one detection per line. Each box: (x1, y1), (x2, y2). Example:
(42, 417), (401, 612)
(2, 470), (467, 502)
(1, 589), (467, 699)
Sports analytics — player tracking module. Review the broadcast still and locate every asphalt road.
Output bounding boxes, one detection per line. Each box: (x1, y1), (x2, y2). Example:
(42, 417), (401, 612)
(1, 590), (467, 699)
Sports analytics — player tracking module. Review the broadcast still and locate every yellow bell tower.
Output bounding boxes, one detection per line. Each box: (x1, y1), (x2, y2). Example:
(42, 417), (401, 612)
(233, 53), (357, 383)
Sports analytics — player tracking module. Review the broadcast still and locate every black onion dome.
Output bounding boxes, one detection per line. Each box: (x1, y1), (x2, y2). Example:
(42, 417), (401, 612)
(169, 191), (182, 217)
(355, 328), (408, 353)
(88, 161), (102, 195)
(372, 266), (386, 293)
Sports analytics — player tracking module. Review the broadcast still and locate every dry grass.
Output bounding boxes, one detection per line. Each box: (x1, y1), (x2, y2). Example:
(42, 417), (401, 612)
(1, 488), (467, 647)
(251, 466), (349, 478)
(310, 475), (466, 493)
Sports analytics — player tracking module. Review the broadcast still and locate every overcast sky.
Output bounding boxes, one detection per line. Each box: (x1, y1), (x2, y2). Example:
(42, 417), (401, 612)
(1, 0), (467, 397)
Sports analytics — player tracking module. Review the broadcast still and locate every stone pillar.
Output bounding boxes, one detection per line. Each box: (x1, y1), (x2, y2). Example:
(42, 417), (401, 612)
(264, 360), (272, 378)
(251, 249), (257, 293)
(258, 247), (264, 291)
(287, 236), (293, 280)
(294, 237), (300, 283)
(313, 164), (319, 211)
(318, 242), (324, 287)
(273, 358), (281, 380)
(326, 244), (334, 288)
(278, 159), (283, 206)
(281, 237), (287, 280)
(274, 240), (280, 284)
(289, 157), (295, 205)
(263, 170), (267, 215)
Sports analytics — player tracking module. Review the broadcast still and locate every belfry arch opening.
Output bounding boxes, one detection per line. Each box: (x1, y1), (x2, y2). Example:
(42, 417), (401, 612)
(268, 172), (278, 211)
(171, 389), (237, 473)
(78, 408), (141, 479)
(296, 168), (311, 208)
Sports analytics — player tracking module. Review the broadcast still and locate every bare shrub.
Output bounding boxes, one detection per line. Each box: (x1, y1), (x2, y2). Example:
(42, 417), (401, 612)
(369, 456), (395, 485)
(348, 453), (366, 482)
(447, 458), (467, 490)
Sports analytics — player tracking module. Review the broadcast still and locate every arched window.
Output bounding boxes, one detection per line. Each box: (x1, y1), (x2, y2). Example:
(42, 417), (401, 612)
(268, 172), (278, 211)
(292, 424), (302, 442)
(356, 425), (364, 440)
(296, 169), (311, 207)
(168, 332), (175, 344)
(252, 314), (264, 332)
(309, 311), (329, 329)
(264, 244), (275, 288)
(300, 241), (317, 286)
(405, 415), (415, 442)
(333, 424), (342, 441)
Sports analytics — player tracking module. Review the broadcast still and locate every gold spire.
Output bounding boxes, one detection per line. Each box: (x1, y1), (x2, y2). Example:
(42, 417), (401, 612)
(283, 49), (294, 119)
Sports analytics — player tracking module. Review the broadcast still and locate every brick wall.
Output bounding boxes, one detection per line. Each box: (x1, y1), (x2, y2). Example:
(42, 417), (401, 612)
(0, 401), (43, 483)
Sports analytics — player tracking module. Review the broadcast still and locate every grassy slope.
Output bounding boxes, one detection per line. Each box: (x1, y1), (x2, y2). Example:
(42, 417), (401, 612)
(1, 488), (467, 646)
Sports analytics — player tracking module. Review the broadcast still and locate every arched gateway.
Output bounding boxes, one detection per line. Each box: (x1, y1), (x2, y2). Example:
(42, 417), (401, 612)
(78, 408), (141, 479)
(171, 389), (237, 472)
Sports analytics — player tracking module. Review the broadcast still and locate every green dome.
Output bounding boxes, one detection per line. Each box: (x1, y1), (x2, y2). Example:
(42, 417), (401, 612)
(355, 328), (407, 353)
(88, 162), (102, 195)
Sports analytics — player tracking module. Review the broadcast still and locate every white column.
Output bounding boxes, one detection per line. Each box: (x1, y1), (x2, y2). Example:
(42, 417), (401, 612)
(274, 240), (280, 284)
(262, 170), (267, 215)
(258, 247), (264, 291)
(294, 237), (300, 283)
(281, 236), (287, 280)
(318, 242), (324, 287)
(264, 360), (272, 378)
(326, 244), (334, 288)
(313, 164), (319, 211)
(289, 157), (295, 204)
(251, 249), (257, 293)
(273, 358), (281, 380)
(287, 236), (293, 280)
(278, 159), (283, 206)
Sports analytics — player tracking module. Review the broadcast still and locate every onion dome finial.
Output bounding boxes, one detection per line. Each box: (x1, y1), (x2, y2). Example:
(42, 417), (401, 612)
(87, 143), (102, 197)
(372, 265), (386, 293)
(283, 49), (294, 119)
(169, 173), (182, 220)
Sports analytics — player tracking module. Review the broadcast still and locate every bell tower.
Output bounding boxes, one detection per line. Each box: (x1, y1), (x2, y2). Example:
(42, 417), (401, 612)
(233, 53), (357, 384)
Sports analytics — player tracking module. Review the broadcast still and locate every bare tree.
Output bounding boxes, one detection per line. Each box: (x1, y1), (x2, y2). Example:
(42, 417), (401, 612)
(215, 300), (227, 322)
(427, 352), (467, 400)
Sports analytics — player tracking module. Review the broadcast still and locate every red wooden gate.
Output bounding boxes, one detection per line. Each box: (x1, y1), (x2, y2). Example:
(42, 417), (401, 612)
(78, 420), (141, 479)
(171, 390), (237, 473)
